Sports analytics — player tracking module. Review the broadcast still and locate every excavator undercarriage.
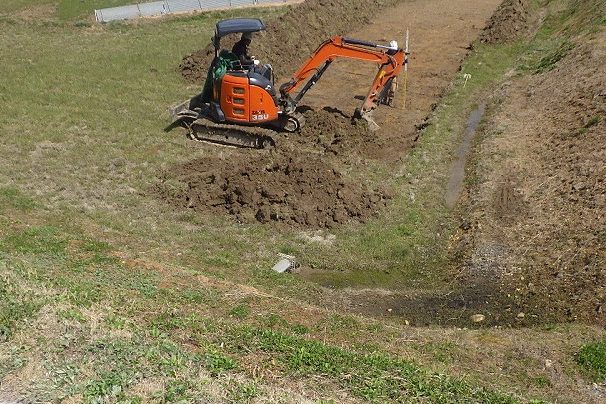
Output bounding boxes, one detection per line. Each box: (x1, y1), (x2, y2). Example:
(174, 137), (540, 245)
(169, 100), (305, 149)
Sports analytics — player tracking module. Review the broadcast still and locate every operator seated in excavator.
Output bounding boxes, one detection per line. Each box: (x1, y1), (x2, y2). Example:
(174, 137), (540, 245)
(195, 23), (274, 108)
(231, 32), (254, 68)
(231, 32), (272, 81)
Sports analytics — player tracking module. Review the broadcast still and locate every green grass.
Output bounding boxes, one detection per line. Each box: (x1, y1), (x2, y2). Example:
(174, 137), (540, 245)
(578, 340), (606, 381)
(214, 325), (515, 403)
(584, 115), (602, 128)
(0, 275), (45, 341)
(0, 0), (604, 401)
(81, 336), (229, 402)
(1, 226), (66, 257)
(419, 341), (459, 364)
(0, 0), (55, 14)
(1, 244), (512, 401)
(0, 187), (37, 211)
(229, 303), (251, 320)
(0, 0), (153, 20)
(57, 0), (135, 20)
(228, 380), (260, 402)
(0, 210), (517, 401)
(532, 40), (574, 72)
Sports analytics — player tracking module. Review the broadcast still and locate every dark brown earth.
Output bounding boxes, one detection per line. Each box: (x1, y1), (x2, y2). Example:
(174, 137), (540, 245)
(479, 0), (530, 44)
(285, 109), (380, 156)
(180, 0), (400, 83)
(156, 146), (391, 228)
(156, 108), (391, 228)
(457, 25), (606, 324)
(505, 39), (606, 324)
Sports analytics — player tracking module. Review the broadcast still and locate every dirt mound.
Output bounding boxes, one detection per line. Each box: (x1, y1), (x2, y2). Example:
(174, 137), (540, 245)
(479, 0), (529, 44)
(516, 39), (606, 322)
(284, 109), (380, 155)
(180, 0), (399, 83)
(155, 149), (391, 228)
(155, 109), (389, 228)
(462, 29), (606, 324)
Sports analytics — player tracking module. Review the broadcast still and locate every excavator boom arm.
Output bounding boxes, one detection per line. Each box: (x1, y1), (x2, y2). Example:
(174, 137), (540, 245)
(279, 36), (406, 116)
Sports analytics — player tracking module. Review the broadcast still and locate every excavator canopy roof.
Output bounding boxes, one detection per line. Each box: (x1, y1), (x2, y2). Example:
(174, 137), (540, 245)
(215, 18), (266, 39)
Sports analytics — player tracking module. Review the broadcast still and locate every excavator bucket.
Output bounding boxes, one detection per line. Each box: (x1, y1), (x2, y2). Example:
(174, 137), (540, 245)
(357, 76), (399, 131)
(362, 113), (381, 131)
(353, 108), (380, 131)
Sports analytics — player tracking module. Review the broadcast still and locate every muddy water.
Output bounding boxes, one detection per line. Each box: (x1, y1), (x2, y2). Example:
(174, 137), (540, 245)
(446, 103), (486, 208)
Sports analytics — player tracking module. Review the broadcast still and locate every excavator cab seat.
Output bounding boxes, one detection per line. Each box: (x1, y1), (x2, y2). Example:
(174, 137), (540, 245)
(248, 70), (275, 95)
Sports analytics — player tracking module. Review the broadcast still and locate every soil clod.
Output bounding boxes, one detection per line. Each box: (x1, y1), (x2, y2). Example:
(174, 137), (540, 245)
(155, 149), (390, 228)
(480, 0), (530, 44)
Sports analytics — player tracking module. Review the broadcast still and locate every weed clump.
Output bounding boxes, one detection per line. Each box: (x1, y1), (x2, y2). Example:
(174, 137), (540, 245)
(533, 41), (575, 73)
(578, 341), (606, 381)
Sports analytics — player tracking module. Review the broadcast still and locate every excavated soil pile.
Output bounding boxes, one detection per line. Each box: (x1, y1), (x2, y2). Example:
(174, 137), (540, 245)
(155, 109), (387, 228)
(156, 151), (391, 228)
(479, 0), (529, 44)
(180, 0), (399, 83)
(285, 109), (380, 155)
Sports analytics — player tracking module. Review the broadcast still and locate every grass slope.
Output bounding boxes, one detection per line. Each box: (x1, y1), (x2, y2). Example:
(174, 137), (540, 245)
(0, 3), (516, 402)
(0, 1), (143, 20)
(0, 188), (516, 401)
(1, 0), (605, 402)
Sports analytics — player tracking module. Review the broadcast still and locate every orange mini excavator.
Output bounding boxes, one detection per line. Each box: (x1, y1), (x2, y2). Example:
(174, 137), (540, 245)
(169, 18), (409, 148)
